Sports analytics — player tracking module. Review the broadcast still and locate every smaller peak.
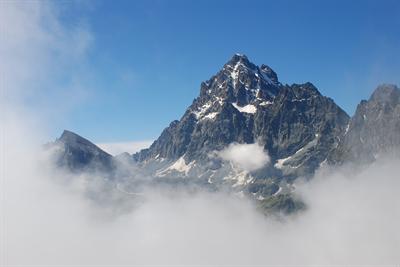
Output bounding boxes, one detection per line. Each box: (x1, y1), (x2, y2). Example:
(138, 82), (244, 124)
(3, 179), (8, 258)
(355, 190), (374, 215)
(59, 130), (94, 147)
(260, 64), (278, 83)
(60, 130), (80, 140)
(369, 84), (399, 103)
(57, 130), (112, 157)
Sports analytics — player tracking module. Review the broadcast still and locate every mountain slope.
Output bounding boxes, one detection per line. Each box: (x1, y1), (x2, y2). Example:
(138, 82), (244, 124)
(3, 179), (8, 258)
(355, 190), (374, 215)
(329, 84), (400, 164)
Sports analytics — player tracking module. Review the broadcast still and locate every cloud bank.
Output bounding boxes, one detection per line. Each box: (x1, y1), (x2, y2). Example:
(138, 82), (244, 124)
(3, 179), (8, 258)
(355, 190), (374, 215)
(218, 143), (270, 171)
(3, 136), (400, 265)
(97, 140), (153, 155)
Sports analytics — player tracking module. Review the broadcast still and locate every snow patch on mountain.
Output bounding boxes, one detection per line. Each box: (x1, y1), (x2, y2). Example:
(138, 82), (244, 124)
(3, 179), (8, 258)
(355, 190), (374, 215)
(232, 103), (257, 114)
(193, 102), (212, 119)
(156, 156), (195, 177)
(275, 135), (320, 169)
(202, 112), (218, 120)
(223, 166), (253, 187)
(259, 101), (273, 106)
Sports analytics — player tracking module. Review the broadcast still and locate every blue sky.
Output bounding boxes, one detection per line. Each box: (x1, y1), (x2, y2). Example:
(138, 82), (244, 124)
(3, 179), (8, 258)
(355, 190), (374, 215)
(48, 0), (400, 143)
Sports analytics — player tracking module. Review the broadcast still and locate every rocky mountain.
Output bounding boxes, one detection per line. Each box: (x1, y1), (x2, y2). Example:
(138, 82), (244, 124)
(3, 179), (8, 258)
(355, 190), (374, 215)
(46, 54), (399, 214)
(133, 54), (281, 163)
(48, 130), (114, 173)
(329, 84), (400, 164)
(133, 54), (349, 182)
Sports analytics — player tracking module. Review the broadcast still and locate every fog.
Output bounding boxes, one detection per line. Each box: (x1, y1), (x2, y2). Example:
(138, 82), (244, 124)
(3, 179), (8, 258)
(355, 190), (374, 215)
(1, 2), (400, 266)
(97, 141), (153, 156)
(3, 112), (400, 265)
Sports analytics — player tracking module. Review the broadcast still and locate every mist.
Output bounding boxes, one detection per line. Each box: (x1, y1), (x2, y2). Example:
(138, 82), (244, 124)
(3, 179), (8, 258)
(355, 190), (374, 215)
(3, 112), (400, 265)
(97, 141), (153, 156)
(1, 2), (400, 266)
(217, 143), (270, 171)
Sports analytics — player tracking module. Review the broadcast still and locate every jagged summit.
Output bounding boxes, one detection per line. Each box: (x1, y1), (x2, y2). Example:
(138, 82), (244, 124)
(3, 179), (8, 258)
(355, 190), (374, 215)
(197, 54), (281, 114)
(228, 53), (250, 63)
(223, 54), (279, 86)
(133, 54), (349, 174)
(223, 54), (279, 84)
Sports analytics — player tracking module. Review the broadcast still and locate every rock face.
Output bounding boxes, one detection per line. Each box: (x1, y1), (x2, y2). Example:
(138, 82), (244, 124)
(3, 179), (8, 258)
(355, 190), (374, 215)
(133, 54), (350, 181)
(330, 84), (400, 164)
(50, 130), (114, 173)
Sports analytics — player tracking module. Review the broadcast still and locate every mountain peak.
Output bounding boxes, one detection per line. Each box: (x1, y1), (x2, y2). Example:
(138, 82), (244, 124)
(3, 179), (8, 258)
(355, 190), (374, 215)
(221, 54), (279, 87)
(369, 84), (399, 103)
(60, 129), (79, 139)
(231, 53), (249, 60)
(225, 53), (253, 68)
(48, 130), (114, 173)
(59, 130), (93, 146)
(58, 130), (111, 157)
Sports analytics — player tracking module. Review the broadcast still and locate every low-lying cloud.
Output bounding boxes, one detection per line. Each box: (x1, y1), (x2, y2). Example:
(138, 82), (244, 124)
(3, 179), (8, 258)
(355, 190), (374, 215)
(218, 142), (270, 171)
(3, 131), (400, 265)
(97, 140), (153, 155)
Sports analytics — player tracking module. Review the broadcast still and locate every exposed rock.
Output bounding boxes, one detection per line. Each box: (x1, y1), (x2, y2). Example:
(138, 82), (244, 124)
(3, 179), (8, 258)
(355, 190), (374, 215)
(133, 54), (350, 183)
(49, 130), (114, 173)
(47, 56), (400, 215)
(330, 84), (400, 164)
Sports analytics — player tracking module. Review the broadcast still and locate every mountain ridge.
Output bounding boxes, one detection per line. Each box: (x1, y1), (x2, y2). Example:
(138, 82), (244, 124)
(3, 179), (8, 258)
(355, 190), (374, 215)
(46, 54), (400, 213)
(132, 54), (349, 181)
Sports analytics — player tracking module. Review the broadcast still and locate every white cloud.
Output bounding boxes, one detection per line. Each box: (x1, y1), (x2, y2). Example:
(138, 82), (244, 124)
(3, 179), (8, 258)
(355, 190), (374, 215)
(218, 143), (270, 171)
(0, 1), (93, 144)
(3, 140), (400, 265)
(97, 140), (153, 155)
(0, 1), (92, 101)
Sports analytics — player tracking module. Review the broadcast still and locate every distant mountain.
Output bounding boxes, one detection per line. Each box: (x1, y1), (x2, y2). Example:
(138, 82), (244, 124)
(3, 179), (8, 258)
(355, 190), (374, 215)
(329, 84), (400, 164)
(47, 55), (400, 214)
(49, 130), (114, 173)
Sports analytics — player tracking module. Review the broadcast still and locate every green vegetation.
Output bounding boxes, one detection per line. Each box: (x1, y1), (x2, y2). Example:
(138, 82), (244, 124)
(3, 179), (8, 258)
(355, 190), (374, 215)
(258, 194), (306, 215)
